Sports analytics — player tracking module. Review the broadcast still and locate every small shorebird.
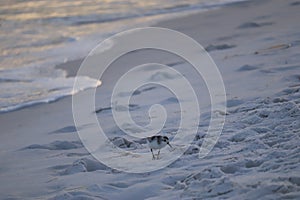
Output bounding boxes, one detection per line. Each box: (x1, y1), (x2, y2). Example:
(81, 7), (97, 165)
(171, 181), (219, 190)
(147, 135), (172, 160)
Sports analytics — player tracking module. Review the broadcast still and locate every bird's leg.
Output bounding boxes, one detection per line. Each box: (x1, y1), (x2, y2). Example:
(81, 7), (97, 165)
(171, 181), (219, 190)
(157, 149), (161, 159)
(151, 149), (155, 160)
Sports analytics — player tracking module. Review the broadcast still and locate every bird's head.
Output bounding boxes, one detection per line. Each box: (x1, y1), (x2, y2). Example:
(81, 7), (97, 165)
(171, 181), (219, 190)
(163, 136), (172, 148)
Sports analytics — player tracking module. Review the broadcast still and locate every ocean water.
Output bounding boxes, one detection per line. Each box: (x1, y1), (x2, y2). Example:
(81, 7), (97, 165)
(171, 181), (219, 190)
(0, 0), (245, 113)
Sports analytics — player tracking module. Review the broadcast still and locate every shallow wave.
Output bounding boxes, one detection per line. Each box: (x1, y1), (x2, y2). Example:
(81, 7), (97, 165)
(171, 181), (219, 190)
(0, 66), (101, 113)
(0, 0), (247, 113)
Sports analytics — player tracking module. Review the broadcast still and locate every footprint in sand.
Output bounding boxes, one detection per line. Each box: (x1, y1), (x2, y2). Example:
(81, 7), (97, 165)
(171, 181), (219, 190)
(22, 140), (83, 151)
(236, 64), (260, 72)
(49, 126), (78, 134)
(290, 1), (300, 6)
(50, 157), (109, 176)
(237, 21), (273, 29)
(205, 44), (236, 52)
(220, 164), (239, 174)
(159, 97), (179, 105)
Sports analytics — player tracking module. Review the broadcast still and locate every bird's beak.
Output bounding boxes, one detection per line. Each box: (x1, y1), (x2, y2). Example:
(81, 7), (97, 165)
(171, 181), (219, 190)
(167, 142), (172, 148)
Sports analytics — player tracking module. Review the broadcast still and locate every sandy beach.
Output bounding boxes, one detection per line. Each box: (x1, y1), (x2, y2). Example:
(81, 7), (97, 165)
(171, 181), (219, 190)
(1, 0), (300, 199)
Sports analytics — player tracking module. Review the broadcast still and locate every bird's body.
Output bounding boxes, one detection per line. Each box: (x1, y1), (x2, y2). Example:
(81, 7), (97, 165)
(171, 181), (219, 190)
(147, 135), (172, 159)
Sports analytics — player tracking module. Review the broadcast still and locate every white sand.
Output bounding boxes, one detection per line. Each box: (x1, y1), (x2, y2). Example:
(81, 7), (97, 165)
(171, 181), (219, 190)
(1, 0), (300, 199)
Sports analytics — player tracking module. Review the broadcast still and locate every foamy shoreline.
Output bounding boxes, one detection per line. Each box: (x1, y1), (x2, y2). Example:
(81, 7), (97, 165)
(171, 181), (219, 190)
(0, 0), (247, 114)
(1, 0), (300, 199)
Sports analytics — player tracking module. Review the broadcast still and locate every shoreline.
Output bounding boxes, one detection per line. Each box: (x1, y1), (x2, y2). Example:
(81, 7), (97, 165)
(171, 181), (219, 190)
(1, 0), (300, 199)
(55, 0), (248, 79)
